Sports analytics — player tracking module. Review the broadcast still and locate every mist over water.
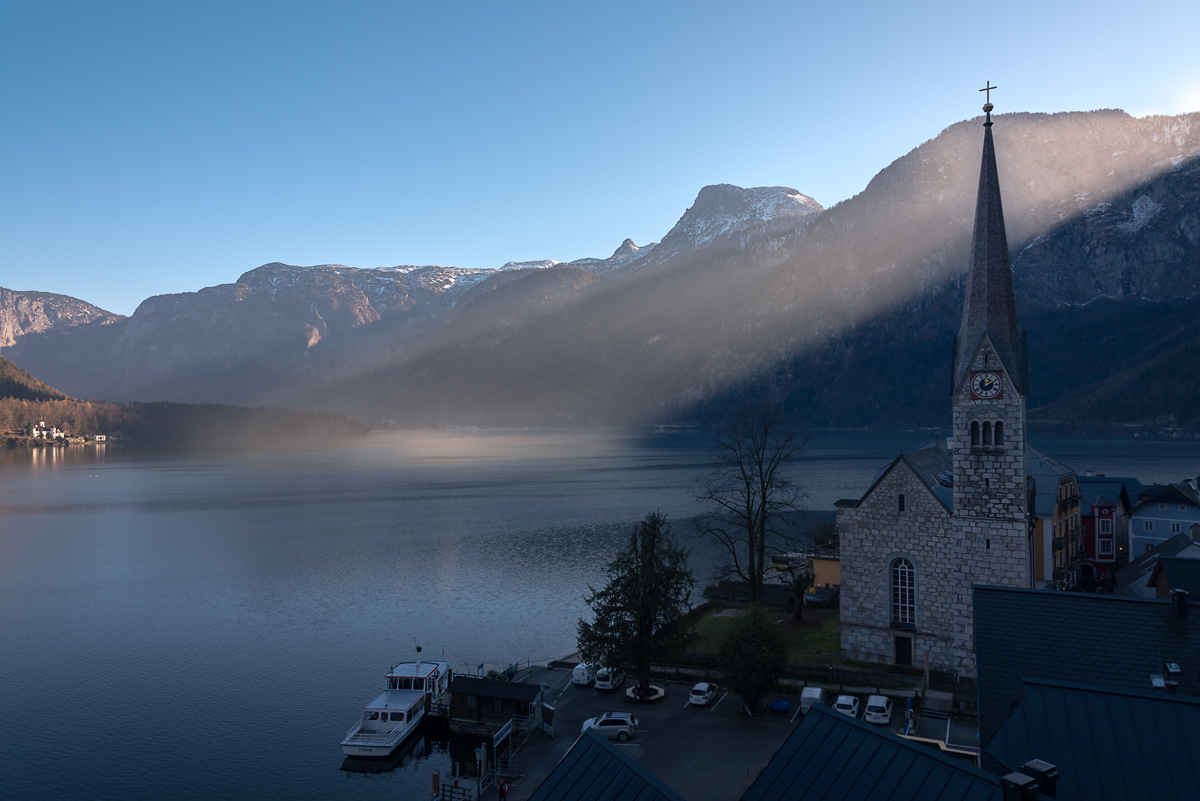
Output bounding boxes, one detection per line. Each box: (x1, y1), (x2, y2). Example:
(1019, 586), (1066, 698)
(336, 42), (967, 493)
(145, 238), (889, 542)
(1, 430), (1197, 799)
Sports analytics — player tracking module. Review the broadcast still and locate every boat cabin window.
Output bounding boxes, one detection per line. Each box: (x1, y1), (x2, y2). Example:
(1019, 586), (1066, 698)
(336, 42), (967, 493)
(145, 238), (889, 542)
(367, 712), (380, 720)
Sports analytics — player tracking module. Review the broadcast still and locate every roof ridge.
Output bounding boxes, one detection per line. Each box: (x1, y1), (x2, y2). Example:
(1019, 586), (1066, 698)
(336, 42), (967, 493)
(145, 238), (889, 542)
(975, 584), (1191, 605)
(1019, 676), (1200, 705)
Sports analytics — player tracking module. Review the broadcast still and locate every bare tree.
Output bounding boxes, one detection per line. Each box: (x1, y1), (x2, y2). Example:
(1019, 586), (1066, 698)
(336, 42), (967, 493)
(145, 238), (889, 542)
(695, 406), (808, 605)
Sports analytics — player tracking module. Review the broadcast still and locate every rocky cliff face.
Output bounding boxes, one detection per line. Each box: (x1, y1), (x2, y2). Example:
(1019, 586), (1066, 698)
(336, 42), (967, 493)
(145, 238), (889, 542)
(0, 288), (119, 347)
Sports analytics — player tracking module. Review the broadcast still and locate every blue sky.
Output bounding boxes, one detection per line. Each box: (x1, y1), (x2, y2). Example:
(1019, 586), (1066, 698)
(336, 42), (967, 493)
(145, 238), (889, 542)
(2, 0), (1198, 315)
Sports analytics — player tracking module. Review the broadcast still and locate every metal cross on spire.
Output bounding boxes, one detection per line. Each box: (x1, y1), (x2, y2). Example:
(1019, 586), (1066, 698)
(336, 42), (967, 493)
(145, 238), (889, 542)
(979, 81), (998, 123)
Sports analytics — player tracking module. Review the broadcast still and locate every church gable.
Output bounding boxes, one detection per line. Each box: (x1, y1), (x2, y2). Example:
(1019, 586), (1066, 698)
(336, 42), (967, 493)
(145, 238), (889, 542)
(856, 452), (953, 516)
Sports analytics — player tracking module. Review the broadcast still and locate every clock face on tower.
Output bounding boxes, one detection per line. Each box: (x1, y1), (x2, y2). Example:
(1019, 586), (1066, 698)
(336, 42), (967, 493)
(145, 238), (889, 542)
(972, 371), (1002, 399)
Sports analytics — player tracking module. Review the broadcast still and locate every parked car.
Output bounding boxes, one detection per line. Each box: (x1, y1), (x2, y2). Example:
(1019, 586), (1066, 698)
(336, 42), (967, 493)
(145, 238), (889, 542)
(800, 686), (828, 715)
(594, 668), (626, 691)
(581, 712), (638, 741)
(864, 695), (893, 725)
(572, 663), (597, 687)
(804, 586), (840, 608)
(689, 683), (719, 705)
(833, 695), (860, 718)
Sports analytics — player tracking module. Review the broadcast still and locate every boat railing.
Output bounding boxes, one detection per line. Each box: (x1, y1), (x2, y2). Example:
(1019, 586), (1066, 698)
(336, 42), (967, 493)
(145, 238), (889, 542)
(344, 720), (410, 744)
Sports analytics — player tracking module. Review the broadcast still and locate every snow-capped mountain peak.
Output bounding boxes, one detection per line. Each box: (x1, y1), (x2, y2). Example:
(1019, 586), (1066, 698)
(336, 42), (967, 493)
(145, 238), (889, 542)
(663, 184), (824, 253)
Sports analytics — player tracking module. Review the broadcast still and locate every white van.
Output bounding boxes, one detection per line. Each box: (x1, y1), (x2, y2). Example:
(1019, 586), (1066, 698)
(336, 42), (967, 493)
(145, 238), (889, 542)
(572, 663), (597, 687)
(593, 667), (626, 691)
(800, 686), (827, 715)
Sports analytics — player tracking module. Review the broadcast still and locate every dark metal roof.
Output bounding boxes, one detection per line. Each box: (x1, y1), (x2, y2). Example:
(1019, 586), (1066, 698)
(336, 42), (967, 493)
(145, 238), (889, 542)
(1133, 482), (1200, 512)
(527, 728), (688, 801)
(1076, 476), (1136, 514)
(743, 704), (1001, 801)
(448, 676), (542, 702)
(703, 580), (796, 609)
(985, 678), (1200, 801)
(1026, 447), (1075, 517)
(1150, 556), (1200, 597)
(1114, 533), (1200, 599)
(973, 586), (1200, 753)
(952, 116), (1025, 396)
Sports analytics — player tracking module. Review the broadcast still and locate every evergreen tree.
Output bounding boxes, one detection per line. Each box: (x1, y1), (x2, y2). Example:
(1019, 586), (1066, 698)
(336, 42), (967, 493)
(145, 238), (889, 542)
(718, 604), (787, 713)
(577, 512), (695, 694)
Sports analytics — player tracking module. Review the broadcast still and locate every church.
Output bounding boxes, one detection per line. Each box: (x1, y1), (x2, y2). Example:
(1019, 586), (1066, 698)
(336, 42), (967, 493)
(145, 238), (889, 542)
(835, 91), (1032, 680)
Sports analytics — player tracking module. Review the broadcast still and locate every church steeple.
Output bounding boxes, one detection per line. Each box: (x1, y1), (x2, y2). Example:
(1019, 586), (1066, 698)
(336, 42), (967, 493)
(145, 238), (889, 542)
(952, 86), (1026, 396)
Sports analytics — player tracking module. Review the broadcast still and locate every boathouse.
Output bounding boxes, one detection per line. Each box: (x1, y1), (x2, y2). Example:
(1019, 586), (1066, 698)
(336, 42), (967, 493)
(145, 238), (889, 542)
(447, 676), (542, 735)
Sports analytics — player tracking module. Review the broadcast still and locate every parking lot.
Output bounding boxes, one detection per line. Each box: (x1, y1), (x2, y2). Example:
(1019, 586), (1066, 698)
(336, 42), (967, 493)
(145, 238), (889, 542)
(506, 668), (916, 801)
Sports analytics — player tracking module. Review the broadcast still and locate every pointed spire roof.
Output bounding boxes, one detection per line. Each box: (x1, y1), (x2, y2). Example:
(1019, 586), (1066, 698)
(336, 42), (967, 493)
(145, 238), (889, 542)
(953, 101), (1025, 395)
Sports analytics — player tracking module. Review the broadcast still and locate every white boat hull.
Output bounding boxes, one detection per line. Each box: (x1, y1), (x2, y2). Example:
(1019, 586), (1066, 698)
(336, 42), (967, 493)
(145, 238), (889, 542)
(341, 709), (424, 757)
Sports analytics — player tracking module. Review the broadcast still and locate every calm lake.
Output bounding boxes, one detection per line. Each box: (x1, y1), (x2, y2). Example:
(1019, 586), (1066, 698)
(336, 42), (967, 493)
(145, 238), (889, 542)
(2, 429), (1197, 799)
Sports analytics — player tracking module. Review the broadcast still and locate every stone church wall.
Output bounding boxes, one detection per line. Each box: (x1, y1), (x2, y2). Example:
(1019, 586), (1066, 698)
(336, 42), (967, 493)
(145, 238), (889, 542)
(839, 453), (1030, 678)
(838, 461), (960, 672)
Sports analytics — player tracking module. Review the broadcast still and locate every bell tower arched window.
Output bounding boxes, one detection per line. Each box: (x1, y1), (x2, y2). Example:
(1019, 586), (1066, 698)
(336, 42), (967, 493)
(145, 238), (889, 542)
(994, 421), (1004, 445)
(982, 422), (992, 446)
(891, 558), (915, 624)
(970, 421), (979, 446)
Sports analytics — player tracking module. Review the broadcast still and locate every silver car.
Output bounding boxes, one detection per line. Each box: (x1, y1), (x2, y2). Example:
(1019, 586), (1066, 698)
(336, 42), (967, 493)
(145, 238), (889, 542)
(581, 712), (639, 741)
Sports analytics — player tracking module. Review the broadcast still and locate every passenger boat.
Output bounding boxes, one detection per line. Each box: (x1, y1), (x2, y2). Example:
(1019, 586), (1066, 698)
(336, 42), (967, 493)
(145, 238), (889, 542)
(340, 659), (450, 757)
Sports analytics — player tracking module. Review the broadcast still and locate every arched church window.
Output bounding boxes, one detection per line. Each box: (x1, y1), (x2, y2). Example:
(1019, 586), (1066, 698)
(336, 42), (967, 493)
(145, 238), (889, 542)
(982, 422), (992, 446)
(994, 421), (1004, 445)
(891, 558), (915, 624)
(970, 421), (979, 446)
(898, 494), (906, 512)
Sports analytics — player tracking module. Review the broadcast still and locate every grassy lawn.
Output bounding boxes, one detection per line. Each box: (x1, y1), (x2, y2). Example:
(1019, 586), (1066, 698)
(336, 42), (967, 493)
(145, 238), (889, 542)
(690, 606), (841, 663)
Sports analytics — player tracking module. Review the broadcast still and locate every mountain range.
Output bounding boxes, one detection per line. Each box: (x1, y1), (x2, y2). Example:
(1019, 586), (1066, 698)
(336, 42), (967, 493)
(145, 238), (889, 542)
(3, 109), (1199, 430)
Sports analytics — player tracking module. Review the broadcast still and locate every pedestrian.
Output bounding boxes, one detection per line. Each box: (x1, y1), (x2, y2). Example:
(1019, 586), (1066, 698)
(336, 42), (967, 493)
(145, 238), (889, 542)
(497, 777), (508, 800)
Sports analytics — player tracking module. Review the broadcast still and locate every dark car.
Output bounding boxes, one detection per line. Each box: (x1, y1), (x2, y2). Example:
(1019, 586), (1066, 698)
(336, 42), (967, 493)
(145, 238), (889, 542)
(804, 586), (840, 608)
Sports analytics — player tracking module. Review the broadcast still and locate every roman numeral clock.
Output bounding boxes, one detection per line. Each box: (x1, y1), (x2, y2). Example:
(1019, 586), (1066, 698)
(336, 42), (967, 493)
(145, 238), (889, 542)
(971, 371), (1002, 399)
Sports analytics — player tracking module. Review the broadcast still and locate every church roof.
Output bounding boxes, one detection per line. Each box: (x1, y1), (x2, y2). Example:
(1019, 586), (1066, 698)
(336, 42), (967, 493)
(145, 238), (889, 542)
(743, 704), (1002, 801)
(985, 678), (1200, 801)
(952, 112), (1026, 396)
(835, 441), (952, 512)
(1026, 447), (1075, 518)
(973, 586), (1200, 754)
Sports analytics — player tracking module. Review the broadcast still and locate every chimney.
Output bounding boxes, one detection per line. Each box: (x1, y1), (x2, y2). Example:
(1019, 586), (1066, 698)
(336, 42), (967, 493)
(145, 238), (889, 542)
(1001, 772), (1040, 801)
(1171, 589), (1189, 619)
(1021, 760), (1059, 799)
